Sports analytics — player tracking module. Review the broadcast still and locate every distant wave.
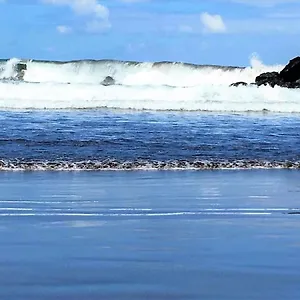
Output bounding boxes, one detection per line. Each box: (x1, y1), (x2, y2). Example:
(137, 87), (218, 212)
(0, 55), (282, 86)
(0, 55), (296, 113)
(0, 57), (244, 68)
(0, 159), (299, 171)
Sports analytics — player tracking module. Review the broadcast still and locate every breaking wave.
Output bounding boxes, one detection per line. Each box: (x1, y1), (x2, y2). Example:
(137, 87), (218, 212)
(0, 54), (281, 86)
(0, 159), (299, 171)
(0, 55), (297, 113)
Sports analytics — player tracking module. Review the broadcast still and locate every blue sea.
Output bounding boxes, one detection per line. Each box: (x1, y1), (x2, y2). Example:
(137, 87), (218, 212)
(0, 58), (300, 299)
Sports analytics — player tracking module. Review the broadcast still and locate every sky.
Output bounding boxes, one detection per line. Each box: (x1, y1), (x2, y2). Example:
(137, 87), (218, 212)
(1, 0), (300, 66)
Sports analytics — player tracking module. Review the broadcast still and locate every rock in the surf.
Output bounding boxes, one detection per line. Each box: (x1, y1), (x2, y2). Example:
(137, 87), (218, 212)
(230, 56), (300, 89)
(230, 81), (248, 87)
(15, 62), (27, 81)
(255, 70), (300, 89)
(279, 56), (300, 83)
(101, 76), (115, 86)
(255, 72), (283, 87)
(253, 56), (300, 88)
(16, 63), (27, 72)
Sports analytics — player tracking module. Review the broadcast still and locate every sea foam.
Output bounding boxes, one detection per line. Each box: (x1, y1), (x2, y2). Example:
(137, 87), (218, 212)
(0, 55), (297, 113)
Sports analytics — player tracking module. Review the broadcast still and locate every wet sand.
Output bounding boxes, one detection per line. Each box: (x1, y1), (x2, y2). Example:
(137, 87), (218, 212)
(0, 170), (300, 300)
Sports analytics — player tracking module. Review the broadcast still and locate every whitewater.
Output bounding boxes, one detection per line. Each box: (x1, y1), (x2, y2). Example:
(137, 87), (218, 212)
(1, 55), (299, 113)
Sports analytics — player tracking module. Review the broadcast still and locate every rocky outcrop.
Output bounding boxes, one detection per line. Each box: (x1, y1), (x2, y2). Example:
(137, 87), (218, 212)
(255, 72), (283, 87)
(230, 81), (247, 87)
(279, 57), (300, 82)
(230, 56), (300, 88)
(101, 76), (115, 86)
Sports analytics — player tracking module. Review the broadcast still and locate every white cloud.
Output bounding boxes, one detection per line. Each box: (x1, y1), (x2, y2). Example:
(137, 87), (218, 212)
(200, 12), (227, 33)
(56, 25), (72, 34)
(43, 0), (109, 19)
(42, 0), (110, 33)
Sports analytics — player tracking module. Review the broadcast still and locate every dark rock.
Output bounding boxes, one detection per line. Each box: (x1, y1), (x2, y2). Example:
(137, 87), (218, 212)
(101, 76), (115, 86)
(255, 72), (283, 87)
(230, 81), (248, 87)
(280, 56), (300, 83)
(15, 63), (27, 81)
(16, 63), (27, 72)
(230, 56), (300, 89)
(282, 81), (300, 89)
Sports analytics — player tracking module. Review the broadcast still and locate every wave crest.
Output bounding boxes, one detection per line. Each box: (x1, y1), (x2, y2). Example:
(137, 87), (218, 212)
(0, 55), (283, 87)
(0, 55), (294, 113)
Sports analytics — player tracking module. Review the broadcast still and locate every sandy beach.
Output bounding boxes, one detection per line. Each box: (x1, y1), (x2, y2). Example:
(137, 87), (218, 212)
(0, 170), (299, 300)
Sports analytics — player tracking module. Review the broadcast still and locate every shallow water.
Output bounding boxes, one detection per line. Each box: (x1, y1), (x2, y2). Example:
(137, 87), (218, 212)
(0, 111), (300, 169)
(1, 170), (300, 300)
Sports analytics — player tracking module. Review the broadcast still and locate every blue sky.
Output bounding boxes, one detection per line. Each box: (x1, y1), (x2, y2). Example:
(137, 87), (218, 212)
(1, 0), (300, 65)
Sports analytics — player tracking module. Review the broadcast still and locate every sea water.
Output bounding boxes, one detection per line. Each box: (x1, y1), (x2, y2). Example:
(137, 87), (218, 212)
(0, 110), (300, 169)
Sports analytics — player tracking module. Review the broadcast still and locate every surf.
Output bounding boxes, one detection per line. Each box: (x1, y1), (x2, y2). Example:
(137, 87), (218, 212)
(0, 55), (298, 113)
(0, 54), (283, 86)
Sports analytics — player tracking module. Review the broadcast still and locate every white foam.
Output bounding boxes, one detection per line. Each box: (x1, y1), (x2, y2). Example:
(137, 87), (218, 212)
(22, 57), (283, 87)
(0, 54), (284, 86)
(0, 55), (296, 113)
(0, 81), (299, 113)
(0, 57), (21, 79)
(0, 208), (33, 211)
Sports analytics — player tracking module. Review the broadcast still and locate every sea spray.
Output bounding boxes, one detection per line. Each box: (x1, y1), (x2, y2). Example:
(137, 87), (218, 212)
(0, 55), (297, 113)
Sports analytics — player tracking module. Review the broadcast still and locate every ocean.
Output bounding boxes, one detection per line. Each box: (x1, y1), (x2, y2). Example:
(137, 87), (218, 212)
(0, 57), (300, 299)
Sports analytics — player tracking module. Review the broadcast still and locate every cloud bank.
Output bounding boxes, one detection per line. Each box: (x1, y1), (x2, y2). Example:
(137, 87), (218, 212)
(42, 0), (110, 33)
